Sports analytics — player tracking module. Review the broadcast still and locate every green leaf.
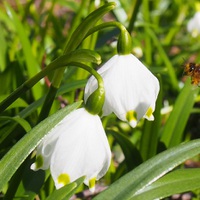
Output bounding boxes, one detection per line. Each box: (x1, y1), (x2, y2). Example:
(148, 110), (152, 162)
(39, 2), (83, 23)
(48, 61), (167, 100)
(0, 101), (82, 191)
(64, 2), (116, 53)
(5, 3), (42, 99)
(108, 130), (142, 171)
(93, 139), (200, 200)
(46, 176), (85, 200)
(146, 28), (178, 90)
(0, 25), (7, 72)
(46, 183), (77, 200)
(0, 116), (31, 132)
(0, 50), (100, 113)
(132, 169), (200, 200)
(140, 75), (162, 160)
(0, 80), (86, 146)
(0, 95), (28, 110)
(161, 79), (199, 148)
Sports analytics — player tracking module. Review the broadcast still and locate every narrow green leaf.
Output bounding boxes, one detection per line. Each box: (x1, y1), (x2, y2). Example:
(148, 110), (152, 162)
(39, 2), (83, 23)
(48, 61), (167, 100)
(0, 95), (28, 110)
(0, 101), (82, 191)
(0, 116), (31, 132)
(146, 28), (179, 90)
(46, 183), (77, 200)
(0, 50), (100, 113)
(5, 3), (42, 99)
(0, 26), (7, 72)
(108, 130), (142, 171)
(132, 169), (200, 200)
(46, 176), (85, 200)
(64, 176), (85, 199)
(0, 80), (86, 146)
(161, 79), (199, 148)
(140, 75), (162, 160)
(64, 2), (116, 53)
(93, 139), (200, 200)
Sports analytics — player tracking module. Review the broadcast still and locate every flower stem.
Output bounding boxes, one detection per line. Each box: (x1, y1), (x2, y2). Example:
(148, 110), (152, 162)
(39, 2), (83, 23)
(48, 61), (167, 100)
(38, 2), (115, 121)
(0, 50), (101, 113)
(85, 21), (128, 38)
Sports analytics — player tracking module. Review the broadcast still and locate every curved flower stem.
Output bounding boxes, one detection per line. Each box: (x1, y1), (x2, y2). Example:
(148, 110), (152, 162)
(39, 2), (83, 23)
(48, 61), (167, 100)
(85, 21), (132, 55)
(85, 21), (128, 38)
(38, 2), (116, 121)
(70, 63), (103, 91)
(39, 20), (129, 120)
(0, 50), (101, 113)
(71, 62), (105, 115)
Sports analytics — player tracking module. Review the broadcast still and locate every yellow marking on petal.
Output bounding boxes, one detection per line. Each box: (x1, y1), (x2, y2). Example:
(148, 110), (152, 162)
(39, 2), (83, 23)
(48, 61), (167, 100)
(145, 107), (153, 118)
(35, 155), (44, 169)
(126, 110), (137, 122)
(89, 177), (96, 193)
(57, 173), (70, 186)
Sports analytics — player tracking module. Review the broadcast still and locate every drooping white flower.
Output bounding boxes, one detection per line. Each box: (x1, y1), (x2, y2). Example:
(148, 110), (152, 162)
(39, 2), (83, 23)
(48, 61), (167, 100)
(31, 108), (111, 192)
(187, 12), (200, 37)
(84, 54), (160, 128)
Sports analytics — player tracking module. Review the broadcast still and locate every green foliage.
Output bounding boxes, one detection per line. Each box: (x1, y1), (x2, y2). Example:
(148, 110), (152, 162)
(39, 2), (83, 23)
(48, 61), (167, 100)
(0, 0), (200, 199)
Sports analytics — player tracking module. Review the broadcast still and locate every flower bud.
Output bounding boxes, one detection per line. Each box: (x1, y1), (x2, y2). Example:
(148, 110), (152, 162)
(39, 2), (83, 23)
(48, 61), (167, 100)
(85, 86), (105, 115)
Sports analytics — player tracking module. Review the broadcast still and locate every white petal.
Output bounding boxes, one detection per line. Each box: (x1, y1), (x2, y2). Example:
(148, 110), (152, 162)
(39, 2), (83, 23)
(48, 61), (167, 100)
(48, 108), (111, 190)
(84, 54), (160, 127)
(187, 12), (200, 37)
(31, 110), (79, 170)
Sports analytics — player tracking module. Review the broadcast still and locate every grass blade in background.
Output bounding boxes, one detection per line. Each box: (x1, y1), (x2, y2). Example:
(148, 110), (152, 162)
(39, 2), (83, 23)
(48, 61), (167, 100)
(132, 168), (200, 200)
(140, 75), (162, 161)
(5, 3), (42, 99)
(161, 79), (199, 148)
(94, 139), (200, 200)
(108, 130), (143, 171)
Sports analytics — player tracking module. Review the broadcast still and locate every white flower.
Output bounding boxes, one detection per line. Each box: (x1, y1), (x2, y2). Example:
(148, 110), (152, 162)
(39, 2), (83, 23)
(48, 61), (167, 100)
(31, 108), (111, 192)
(187, 12), (200, 37)
(84, 54), (160, 128)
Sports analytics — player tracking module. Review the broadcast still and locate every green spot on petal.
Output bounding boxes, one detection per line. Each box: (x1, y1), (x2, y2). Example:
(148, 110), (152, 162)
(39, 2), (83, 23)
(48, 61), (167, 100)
(89, 177), (96, 192)
(35, 155), (43, 169)
(145, 107), (153, 118)
(126, 110), (137, 122)
(57, 173), (70, 186)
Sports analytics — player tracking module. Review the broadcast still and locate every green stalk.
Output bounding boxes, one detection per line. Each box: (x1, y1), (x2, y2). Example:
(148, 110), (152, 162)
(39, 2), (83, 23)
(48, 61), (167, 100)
(38, 2), (116, 121)
(70, 62), (104, 115)
(85, 21), (128, 38)
(0, 50), (101, 113)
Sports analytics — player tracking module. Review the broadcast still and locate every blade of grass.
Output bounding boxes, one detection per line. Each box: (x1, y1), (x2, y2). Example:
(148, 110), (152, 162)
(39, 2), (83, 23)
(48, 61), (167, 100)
(46, 177), (85, 200)
(5, 3), (42, 99)
(108, 130), (143, 171)
(46, 183), (76, 200)
(93, 139), (200, 200)
(146, 28), (179, 90)
(132, 169), (200, 200)
(140, 75), (162, 160)
(161, 79), (199, 148)
(0, 116), (31, 132)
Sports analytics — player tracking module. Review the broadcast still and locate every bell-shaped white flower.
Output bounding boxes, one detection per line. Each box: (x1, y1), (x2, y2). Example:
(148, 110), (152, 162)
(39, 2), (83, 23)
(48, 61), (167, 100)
(31, 108), (111, 192)
(187, 12), (200, 37)
(84, 54), (160, 128)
